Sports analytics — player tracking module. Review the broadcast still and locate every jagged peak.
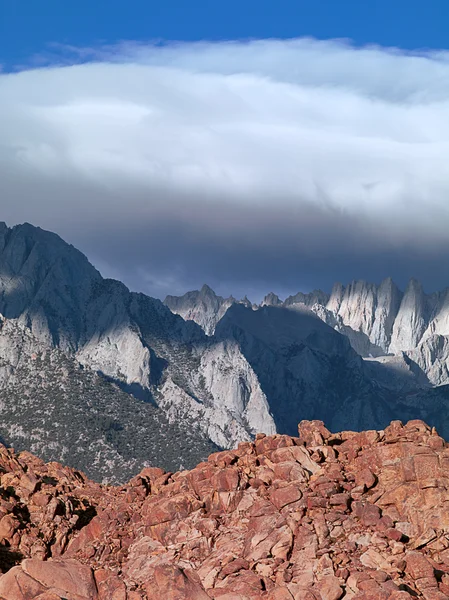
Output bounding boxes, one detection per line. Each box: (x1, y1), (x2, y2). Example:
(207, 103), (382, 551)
(199, 283), (219, 298)
(328, 281), (345, 298)
(377, 277), (402, 298)
(261, 292), (282, 306)
(381, 275), (394, 284)
(0, 221), (100, 273)
(347, 279), (378, 292)
(405, 277), (424, 292)
(165, 284), (222, 305)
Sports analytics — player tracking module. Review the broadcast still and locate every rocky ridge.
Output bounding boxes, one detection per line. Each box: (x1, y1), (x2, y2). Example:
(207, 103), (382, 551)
(304, 279), (449, 386)
(165, 278), (449, 386)
(1, 420), (449, 598)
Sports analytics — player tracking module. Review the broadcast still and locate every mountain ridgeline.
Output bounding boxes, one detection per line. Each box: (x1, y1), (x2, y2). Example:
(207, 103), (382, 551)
(0, 222), (448, 482)
(165, 277), (449, 385)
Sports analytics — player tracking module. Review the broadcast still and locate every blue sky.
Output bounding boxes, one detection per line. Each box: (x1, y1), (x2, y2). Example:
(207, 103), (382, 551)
(1, 0), (448, 70)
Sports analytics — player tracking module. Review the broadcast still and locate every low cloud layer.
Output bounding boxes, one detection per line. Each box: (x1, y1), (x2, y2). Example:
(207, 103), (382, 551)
(1, 38), (449, 300)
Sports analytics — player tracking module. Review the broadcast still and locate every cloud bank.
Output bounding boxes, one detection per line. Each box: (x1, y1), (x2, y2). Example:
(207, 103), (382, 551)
(1, 38), (449, 300)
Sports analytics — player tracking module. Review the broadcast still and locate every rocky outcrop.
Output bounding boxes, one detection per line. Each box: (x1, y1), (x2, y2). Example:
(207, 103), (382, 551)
(164, 285), (237, 336)
(2, 420), (449, 598)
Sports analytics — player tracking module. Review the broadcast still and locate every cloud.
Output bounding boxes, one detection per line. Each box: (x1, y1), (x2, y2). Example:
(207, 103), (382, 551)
(0, 38), (449, 300)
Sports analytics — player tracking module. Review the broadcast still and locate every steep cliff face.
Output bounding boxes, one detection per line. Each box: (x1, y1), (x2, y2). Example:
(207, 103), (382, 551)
(424, 288), (449, 338)
(389, 279), (433, 355)
(320, 280), (449, 385)
(325, 278), (404, 354)
(157, 340), (276, 449)
(1, 420), (449, 599)
(407, 334), (449, 386)
(371, 277), (405, 351)
(320, 278), (449, 372)
(328, 278), (449, 384)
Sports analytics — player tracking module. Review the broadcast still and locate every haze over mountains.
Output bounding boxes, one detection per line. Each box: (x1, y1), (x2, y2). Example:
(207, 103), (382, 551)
(0, 222), (449, 482)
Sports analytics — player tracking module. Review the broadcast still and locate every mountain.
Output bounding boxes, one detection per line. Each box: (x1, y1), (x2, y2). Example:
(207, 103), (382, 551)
(2, 222), (449, 483)
(164, 285), (253, 335)
(166, 277), (449, 386)
(326, 279), (449, 386)
(214, 303), (449, 437)
(0, 315), (218, 484)
(1, 419), (449, 599)
(0, 223), (275, 479)
(301, 278), (449, 385)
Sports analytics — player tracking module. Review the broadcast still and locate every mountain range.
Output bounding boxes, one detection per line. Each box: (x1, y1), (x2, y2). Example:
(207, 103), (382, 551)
(165, 277), (449, 386)
(0, 222), (448, 482)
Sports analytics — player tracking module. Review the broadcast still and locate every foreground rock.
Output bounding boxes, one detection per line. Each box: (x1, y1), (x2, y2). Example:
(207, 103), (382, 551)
(2, 420), (449, 598)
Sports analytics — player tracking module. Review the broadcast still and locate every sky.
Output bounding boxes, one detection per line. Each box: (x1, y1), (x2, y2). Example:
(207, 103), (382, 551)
(0, 1), (449, 300)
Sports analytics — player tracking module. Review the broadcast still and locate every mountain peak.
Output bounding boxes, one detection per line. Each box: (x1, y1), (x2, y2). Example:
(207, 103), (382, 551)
(406, 277), (424, 293)
(200, 283), (218, 297)
(240, 295), (253, 308)
(261, 292), (282, 306)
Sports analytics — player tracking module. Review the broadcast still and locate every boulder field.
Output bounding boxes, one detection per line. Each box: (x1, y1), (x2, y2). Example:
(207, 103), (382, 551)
(1, 420), (449, 599)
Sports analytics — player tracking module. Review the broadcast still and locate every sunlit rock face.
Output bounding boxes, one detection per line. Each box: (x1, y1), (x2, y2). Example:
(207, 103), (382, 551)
(1, 419), (449, 599)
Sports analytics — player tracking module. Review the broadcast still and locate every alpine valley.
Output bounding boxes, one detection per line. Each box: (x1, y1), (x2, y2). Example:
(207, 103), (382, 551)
(0, 222), (448, 483)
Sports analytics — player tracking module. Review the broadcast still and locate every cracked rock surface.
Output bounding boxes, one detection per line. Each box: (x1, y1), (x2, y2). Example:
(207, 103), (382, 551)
(2, 419), (449, 598)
